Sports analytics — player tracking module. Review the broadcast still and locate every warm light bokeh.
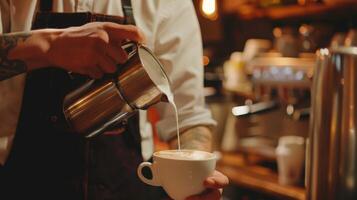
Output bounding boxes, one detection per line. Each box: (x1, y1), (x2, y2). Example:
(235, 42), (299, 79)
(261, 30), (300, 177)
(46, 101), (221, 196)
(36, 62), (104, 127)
(200, 0), (218, 20)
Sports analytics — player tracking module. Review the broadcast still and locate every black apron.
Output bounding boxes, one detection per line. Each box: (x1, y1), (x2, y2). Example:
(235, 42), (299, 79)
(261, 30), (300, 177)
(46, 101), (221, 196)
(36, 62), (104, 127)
(0, 1), (166, 200)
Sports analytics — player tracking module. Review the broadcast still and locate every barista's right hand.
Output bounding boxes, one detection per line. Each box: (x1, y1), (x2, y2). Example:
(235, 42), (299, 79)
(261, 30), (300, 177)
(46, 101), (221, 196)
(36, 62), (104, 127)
(46, 22), (146, 78)
(5, 22), (144, 80)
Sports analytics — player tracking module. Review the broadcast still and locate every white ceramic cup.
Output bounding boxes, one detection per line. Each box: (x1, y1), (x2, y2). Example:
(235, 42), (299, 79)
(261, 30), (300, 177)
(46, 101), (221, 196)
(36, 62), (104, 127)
(137, 149), (216, 200)
(276, 136), (305, 185)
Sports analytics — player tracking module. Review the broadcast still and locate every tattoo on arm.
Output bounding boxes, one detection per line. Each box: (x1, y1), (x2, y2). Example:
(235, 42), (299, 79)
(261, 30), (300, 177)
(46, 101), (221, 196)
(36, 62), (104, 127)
(0, 32), (31, 81)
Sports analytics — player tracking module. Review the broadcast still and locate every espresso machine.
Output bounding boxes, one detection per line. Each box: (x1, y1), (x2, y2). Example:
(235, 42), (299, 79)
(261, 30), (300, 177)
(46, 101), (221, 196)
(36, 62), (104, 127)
(306, 29), (357, 200)
(230, 53), (315, 159)
(222, 25), (317, 158)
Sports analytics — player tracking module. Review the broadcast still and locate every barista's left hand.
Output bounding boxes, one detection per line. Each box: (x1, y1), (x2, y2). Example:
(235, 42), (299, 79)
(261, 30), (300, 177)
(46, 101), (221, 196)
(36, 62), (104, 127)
(168, 126), (229, 200)
(185, 170), (229, 200)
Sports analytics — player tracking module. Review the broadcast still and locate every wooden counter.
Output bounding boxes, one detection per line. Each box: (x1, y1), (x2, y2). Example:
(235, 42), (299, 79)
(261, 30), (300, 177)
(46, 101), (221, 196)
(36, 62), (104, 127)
(217, 152), (306, 200)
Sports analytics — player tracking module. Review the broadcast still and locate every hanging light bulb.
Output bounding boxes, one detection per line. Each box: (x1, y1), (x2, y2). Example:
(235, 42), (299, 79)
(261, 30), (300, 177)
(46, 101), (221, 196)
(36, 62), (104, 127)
(200, 0), (218, 20)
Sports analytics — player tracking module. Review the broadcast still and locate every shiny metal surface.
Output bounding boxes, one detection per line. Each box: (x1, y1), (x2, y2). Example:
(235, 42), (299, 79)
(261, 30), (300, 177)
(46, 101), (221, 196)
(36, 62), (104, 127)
(117, 45), (169, 109)
(63, 43), (169, 137)
(232, 52), (312, 159)
(232, 100), (277, 116)
(246, 56), (315, 89)
(63, 79), (133, 138)
(307, 47), (357, 200)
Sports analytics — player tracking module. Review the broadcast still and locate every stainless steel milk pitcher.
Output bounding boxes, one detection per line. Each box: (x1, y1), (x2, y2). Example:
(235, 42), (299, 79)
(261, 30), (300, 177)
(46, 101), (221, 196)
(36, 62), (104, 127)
(63, 43), (170, 138)
(307, 45), (357, 199)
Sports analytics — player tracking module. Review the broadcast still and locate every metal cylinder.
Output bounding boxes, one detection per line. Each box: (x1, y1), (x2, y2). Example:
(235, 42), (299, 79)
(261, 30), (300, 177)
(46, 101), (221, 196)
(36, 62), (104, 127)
(307, 47), (357, 200)
(63, 43), (169, 138)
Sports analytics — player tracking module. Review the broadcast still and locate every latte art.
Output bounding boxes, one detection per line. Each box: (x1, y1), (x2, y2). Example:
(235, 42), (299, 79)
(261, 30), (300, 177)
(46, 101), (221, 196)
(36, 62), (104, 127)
(138, 150), (217, 200)
(155, 150), (215, 160)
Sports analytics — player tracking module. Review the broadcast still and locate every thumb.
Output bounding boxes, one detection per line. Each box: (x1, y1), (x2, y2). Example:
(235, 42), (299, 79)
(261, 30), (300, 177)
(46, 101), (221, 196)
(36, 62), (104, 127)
(203, 171), (229, 189)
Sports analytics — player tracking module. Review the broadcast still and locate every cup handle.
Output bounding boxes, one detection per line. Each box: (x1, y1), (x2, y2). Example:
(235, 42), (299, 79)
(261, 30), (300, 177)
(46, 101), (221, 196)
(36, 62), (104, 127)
(137, 162), (161, 186)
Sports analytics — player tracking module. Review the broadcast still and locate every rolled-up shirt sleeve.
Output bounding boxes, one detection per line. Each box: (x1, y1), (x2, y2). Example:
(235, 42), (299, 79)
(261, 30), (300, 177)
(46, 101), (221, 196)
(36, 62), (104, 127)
(152, 0), (216, 141)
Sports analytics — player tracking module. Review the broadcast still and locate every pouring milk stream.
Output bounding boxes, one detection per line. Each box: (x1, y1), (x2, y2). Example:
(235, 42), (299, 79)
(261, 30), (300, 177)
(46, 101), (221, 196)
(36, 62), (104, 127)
(137, 46), (217, 200)
(139, 48), (181, 150)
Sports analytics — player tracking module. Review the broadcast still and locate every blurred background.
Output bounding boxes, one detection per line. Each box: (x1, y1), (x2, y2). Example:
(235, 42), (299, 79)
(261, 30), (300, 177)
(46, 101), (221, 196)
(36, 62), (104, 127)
(186, 0), (357, 199)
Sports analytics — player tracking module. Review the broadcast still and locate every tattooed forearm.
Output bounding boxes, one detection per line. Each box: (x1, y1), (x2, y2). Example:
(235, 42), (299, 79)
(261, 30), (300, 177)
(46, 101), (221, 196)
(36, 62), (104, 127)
(0, 32), (31, 81)
(170, 126), (213, 152)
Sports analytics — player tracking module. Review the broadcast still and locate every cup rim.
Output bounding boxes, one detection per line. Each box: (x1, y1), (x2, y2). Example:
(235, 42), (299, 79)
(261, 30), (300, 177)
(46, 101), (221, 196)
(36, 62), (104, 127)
(153, 149), (217, 161)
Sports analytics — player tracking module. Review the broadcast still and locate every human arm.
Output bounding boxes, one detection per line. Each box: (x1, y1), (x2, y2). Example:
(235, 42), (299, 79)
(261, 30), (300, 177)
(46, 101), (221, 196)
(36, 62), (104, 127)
(0, 22), (145, 81)
(0, 32), (30, 80)
(150, 1), (228, 199)
(169, 126), (212, 152)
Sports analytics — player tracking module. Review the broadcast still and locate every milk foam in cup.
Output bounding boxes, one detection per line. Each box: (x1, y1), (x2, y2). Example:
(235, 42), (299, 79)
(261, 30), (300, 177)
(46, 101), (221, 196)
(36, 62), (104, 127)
(137, 150), (216, 200)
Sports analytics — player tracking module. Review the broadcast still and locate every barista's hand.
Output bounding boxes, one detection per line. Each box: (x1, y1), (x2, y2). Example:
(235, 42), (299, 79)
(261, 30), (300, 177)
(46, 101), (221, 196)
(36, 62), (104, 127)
(168, 126), (229, 199)
(46, 22), (145, 78)
(185, 170), (229, 200)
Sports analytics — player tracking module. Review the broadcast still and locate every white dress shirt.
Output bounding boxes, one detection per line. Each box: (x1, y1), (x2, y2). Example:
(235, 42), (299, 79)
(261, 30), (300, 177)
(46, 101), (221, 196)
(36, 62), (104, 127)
(0, 0), (216, 164)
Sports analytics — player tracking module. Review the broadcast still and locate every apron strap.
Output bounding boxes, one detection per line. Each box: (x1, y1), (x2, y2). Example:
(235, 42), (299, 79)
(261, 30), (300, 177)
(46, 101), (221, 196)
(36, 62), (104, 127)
(38, 0), (136, 26)
(121, 0), (136, 25)
(39, 0), (53, 12)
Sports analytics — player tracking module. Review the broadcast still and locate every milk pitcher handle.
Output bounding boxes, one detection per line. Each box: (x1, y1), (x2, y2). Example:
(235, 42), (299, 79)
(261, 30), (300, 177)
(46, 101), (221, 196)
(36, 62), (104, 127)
(121, 41), (138, 59)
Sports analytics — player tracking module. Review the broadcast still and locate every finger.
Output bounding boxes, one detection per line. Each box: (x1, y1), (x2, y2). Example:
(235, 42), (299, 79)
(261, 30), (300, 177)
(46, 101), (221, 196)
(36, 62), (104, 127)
(97, 39), (128, 65)
(185, 189), (221, 200)
(106, 44), (128, 64)
(203, 171), (229, 189)
(103, 23), (146, 43)
(97, 54), (117, 73)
